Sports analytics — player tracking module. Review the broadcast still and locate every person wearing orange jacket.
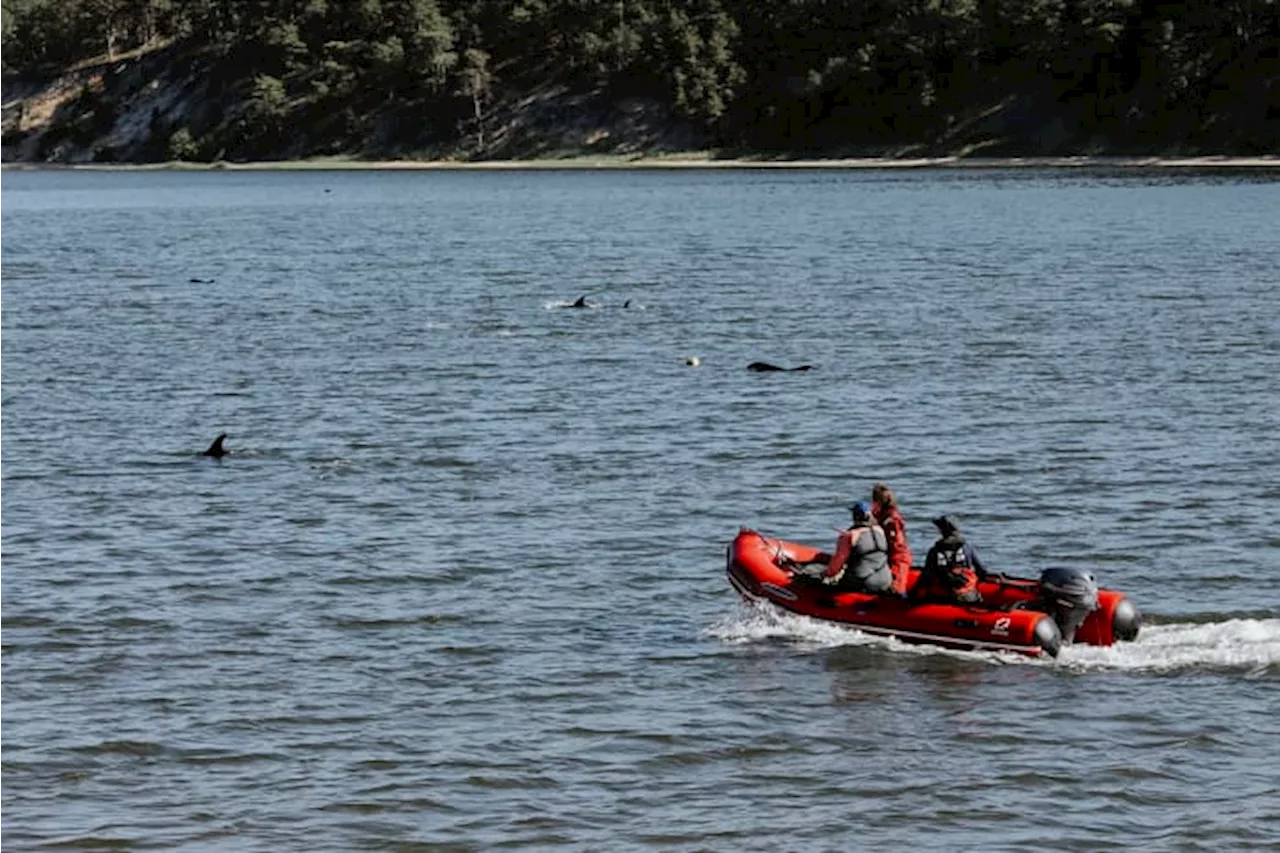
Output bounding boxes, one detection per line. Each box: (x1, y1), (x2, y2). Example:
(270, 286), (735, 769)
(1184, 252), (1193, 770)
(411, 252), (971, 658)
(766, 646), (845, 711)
(913, 515), (989, 604)
(870, 482), (913, 596)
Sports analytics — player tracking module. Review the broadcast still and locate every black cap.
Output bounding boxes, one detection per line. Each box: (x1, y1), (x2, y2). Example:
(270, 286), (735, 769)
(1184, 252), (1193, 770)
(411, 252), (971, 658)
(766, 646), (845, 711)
(932, 515), (959, 535)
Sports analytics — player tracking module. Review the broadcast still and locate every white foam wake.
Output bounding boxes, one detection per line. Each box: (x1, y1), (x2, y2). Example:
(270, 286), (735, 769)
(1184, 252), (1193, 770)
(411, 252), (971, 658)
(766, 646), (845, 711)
(1060, 617), (1280, 674)
(708, 603), (1280, 674)
(706, 602), (1008, 662)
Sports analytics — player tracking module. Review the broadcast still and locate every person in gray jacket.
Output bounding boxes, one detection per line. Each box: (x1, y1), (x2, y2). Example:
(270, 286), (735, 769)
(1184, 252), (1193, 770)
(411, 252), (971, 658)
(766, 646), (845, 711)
(819, 502), (893, 594)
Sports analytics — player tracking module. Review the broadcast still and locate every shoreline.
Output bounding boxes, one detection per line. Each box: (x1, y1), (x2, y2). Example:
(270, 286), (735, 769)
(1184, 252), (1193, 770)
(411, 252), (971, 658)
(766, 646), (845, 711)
(4, 154), (1279, 171)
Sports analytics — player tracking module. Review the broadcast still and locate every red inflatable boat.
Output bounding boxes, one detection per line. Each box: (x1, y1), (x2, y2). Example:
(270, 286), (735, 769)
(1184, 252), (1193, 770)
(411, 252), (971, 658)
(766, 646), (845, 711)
(726, 528), (1141, 658)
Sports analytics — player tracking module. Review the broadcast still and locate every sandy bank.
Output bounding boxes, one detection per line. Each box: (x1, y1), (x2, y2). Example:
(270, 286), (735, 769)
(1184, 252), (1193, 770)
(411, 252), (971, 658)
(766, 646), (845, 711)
(5, 154), (1279, 171)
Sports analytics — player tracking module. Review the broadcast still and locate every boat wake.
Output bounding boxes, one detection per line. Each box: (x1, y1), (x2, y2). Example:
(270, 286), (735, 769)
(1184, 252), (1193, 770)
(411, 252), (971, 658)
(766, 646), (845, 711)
(709, 602), (1280, 675)
(1061, 617), (1280, 675)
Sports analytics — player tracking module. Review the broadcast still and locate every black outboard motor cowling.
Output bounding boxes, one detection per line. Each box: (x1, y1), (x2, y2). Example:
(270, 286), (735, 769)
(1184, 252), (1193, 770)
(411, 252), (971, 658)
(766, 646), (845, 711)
(1036, 567), (1099, 643)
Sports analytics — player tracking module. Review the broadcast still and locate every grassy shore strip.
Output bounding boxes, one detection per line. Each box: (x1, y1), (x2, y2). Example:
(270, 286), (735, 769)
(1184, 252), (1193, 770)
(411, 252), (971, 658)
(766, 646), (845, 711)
(5, 154), (1280, 171)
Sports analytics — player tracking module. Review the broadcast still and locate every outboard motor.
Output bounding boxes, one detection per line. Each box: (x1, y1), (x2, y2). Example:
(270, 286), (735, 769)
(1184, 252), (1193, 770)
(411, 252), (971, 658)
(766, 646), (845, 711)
(1110, 597), (1142, 642)
(1036, 567), (1099, 644)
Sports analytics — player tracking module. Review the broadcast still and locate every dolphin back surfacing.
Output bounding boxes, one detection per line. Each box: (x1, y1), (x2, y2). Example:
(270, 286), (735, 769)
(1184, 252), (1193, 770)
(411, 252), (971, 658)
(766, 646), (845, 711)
(203, 433), (228, 458)
(747, 361), (813, 372)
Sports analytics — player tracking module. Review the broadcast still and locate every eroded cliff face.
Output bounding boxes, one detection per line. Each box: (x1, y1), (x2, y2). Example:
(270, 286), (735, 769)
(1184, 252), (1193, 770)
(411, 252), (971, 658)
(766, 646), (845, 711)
(1, 41), (702, 165)
(0, 52), (1115, 167)
(3, 67), (112, 161)
(3, 44), (209, 162)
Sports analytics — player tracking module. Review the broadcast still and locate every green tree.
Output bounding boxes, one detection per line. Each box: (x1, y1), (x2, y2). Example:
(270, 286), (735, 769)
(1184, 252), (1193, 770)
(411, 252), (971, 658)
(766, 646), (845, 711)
(458, 46), (492, 149)
(387, 0), (456, 91)
(657, 1), (744, 123)
(240, 73), (289, 155)
(166, 125), (200, 159)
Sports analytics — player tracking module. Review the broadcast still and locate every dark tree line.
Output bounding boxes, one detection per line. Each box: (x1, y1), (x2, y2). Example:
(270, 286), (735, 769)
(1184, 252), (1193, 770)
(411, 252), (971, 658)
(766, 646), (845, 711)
(3, 0), (1277, 159)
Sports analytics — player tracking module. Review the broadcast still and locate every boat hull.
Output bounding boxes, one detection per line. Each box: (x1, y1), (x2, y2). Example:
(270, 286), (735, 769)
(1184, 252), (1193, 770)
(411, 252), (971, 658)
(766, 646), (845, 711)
(726, 528), (1140, 657)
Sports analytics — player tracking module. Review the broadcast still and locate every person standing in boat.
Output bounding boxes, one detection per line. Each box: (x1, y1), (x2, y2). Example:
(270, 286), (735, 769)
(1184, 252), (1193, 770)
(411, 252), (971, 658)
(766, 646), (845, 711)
(914, 515), (989, 604)
(820, 502), (893, 593)
(870, 482), (913, 596)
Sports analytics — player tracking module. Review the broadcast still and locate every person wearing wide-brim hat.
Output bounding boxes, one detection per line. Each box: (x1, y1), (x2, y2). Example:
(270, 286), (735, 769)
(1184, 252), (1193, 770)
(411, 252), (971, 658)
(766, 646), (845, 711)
(912, 514), (990, 604)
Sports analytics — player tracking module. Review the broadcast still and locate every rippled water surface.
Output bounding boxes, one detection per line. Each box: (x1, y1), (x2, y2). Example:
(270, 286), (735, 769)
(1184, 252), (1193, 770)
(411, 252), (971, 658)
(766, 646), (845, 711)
(3, 167), (1279, 850)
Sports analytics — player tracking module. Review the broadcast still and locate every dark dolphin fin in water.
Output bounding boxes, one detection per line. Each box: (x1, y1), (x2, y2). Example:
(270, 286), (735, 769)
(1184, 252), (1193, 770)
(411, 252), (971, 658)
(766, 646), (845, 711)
(570, 295), (590, 308)
(203, 433), (228, 458)
(747, 361), (813, 372)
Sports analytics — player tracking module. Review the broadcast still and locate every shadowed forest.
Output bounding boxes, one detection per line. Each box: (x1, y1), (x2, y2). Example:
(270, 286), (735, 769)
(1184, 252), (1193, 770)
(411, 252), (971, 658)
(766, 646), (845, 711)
(2, 0), (1277, 162)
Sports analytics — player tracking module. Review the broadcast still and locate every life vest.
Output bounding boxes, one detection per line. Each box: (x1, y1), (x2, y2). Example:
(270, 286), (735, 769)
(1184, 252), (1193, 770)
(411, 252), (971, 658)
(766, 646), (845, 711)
(843, 524), (892, 593)
(934, 537), (979, 599)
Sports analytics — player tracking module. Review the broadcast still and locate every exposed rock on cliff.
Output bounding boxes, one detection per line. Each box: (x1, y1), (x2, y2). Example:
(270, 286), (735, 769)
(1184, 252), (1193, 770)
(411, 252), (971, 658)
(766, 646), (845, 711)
(2, 42), (703, 164)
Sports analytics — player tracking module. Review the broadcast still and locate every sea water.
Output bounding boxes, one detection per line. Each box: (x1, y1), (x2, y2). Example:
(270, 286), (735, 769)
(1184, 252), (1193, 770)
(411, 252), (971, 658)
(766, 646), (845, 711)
(3, 166), (1278, 849)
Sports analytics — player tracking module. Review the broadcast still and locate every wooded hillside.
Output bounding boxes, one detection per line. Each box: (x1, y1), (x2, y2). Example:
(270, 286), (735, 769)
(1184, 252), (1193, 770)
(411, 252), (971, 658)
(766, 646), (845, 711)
(3, 0), (1277, 162)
